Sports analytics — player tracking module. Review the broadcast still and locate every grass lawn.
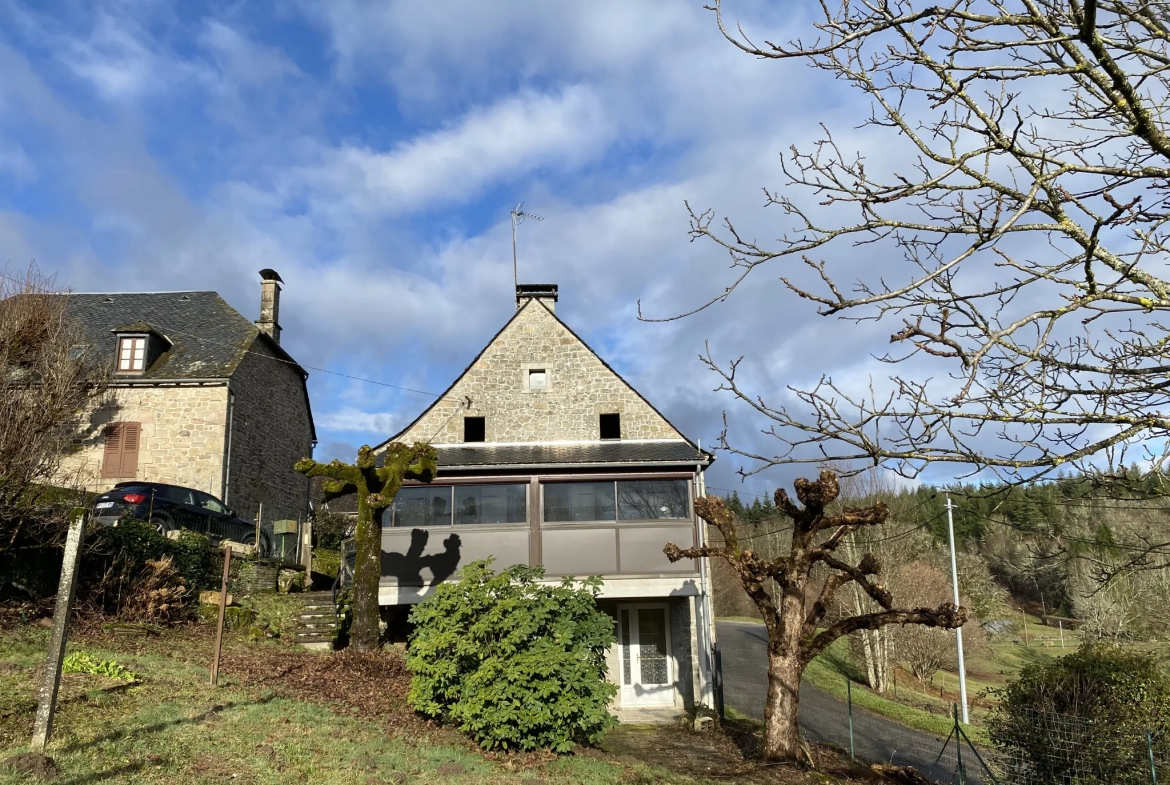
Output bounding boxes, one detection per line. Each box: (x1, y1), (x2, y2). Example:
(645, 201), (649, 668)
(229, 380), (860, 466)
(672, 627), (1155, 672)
(0, 620), (870, 785)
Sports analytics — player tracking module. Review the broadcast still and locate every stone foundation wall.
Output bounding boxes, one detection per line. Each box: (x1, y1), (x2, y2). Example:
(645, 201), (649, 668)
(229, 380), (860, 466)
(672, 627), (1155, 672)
(396, 301), (682, 444)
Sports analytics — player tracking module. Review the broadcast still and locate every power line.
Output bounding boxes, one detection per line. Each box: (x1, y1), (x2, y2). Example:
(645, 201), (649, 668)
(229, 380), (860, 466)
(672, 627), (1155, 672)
(953, 505), (1170, 560)
(706, 485), (776, 502)
(159, 326), (445, 399)
(730, 508), (945, 545)
(0, 269), (454, 401)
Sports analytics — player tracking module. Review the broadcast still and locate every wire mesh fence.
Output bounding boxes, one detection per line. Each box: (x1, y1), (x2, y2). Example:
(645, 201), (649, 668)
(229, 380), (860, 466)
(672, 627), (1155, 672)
(982, 706), (1166, 785)
(797, 682), (978, 783)
(800, 679), (1169, 784)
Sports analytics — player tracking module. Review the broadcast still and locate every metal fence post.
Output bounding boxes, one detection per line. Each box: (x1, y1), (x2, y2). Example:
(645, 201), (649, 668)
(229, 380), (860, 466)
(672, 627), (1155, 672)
(1150, 730), (1159, 785)
(954, 704), (965, 785)
(847, 678), (855, 761)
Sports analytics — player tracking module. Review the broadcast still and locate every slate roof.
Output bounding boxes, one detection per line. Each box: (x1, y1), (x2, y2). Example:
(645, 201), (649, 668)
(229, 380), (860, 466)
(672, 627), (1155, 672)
(392, 441), (711, 470)
(62, 291), (280, 380)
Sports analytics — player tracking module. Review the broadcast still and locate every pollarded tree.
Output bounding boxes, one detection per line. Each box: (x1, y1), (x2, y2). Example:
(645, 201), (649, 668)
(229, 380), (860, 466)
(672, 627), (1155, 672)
(296, 443), (437, 650)
(665, 469), (965, 762)
(657, 0), (1170, 496)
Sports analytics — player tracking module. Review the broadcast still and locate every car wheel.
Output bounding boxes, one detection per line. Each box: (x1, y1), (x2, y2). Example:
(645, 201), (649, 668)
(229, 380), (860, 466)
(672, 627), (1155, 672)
(151, 515), (174, 537)
(243, 532), (270, 558)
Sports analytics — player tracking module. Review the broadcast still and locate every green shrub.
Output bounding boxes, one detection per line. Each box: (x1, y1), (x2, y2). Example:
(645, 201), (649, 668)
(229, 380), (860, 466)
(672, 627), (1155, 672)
(92, 519), (214, 592)
(313, 548), (340, 579)
(407, 560), (618, 752)
(241, 592), (305, 639)
(310, 510), (352, 551)
(988, 643), (1170, 783)
(62, 651), (137, 681)
(83, 520), (215, 619)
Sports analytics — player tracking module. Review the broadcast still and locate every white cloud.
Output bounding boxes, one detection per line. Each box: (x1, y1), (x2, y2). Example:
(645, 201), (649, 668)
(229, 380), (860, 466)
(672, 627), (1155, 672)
(317, 407), (403, 434)
(299, 85), (613, 216)
(0, 0), (946, 497)
(57, 11), (201, 102)
(199, 20), (298, 87)
(0, 139), (34, 181)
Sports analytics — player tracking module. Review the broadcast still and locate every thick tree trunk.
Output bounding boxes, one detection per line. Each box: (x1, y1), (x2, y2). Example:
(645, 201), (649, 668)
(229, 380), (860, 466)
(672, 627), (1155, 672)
(763, 650), (804, 761)
(351, 501), (380, 651)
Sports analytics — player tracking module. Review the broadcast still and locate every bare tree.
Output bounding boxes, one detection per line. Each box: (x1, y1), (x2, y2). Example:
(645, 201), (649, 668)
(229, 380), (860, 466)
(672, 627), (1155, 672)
(888, 562), (959, 684)
(665, 469), (965, 761)
(651, 0), (1170, 491)
(836, 469), (932, 693)
(0, 266), (109, 558)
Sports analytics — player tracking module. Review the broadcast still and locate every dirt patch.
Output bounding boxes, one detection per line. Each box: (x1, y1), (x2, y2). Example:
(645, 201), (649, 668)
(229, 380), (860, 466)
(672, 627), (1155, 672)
(436, 761), (465, 775)
(599, 721), (879, 784)
(365, 776), (407, 785)
(3, 752), (59, 780)
(221, 647), (427, 734)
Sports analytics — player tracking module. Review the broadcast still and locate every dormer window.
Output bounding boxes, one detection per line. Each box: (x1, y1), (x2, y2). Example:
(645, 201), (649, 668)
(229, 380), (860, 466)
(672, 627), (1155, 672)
(111, 323), (169, 376)
(117, 336), (147, 373)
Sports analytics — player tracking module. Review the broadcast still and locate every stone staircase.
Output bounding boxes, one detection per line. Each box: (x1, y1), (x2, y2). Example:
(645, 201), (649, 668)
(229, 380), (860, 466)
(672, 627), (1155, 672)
(289, 591), (340, 650)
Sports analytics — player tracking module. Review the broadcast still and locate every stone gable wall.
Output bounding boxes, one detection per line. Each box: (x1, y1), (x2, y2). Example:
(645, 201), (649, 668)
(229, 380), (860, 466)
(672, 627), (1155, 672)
(396, 302), (682, 444)
(224, 338), (314, 521)
(59, 385), (230, 496)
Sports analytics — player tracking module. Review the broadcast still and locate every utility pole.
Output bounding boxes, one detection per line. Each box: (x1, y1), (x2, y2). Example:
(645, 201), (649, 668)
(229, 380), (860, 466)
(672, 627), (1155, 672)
(945, 495), (969, 724)
(510, 203), (543, 289)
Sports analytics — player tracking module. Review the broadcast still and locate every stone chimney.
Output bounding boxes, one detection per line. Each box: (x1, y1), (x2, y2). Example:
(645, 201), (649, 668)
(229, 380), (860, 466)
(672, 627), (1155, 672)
(516, 283), (558, 313)
(257, 268), (283, 344)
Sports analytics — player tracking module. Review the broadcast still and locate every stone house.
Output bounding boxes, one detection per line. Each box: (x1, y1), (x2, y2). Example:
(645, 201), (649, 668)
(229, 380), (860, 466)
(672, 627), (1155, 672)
(56, 270), (316, 522)
(371, 283), (716, 721)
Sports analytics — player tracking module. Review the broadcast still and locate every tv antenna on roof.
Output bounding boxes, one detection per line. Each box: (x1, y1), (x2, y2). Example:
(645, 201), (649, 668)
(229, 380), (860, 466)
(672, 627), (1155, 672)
(510, 203), (544, 289)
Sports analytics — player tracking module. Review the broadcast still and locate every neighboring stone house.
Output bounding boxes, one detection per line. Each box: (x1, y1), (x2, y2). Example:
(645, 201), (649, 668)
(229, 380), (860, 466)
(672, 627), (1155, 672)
(57, 270), (315, 522)
(368, 284), (716, 721)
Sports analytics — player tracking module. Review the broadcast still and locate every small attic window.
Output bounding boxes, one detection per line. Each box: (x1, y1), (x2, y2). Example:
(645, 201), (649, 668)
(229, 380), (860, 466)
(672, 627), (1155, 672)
(116, 336), (147, 373)
(464, 416), (486, 443)
(528, 369), (547, 390)
(600, 413), (621, 440)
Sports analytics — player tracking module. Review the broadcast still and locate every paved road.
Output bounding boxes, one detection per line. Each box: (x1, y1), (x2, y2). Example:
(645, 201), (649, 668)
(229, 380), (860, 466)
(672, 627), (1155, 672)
(717, 621), (985, 783)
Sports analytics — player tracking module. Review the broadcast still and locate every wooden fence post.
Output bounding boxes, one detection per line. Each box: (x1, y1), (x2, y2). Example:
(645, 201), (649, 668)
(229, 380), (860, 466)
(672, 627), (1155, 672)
(31, 509), (87, 752)
(209, 546), (232, 686)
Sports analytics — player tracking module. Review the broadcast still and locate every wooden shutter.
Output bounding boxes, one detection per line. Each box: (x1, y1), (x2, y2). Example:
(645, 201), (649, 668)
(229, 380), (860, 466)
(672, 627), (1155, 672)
(119, 423), (140, 477)
(101, 423), (141, 479)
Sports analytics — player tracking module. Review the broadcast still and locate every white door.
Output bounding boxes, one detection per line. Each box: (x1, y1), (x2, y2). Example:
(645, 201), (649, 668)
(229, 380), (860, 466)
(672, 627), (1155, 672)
(618, 604), (674, 706)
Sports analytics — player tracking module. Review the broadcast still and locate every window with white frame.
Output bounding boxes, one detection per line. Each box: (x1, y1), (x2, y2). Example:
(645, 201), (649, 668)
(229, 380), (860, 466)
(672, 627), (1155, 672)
(116, 336), (146, 373)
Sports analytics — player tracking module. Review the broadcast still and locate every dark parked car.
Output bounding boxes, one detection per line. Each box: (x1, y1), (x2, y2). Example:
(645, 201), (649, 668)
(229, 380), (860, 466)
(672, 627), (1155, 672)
(90, 482), (270, 555)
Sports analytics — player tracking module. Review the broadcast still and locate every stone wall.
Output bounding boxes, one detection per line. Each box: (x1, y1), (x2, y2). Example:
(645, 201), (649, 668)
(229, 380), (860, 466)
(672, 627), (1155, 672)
(396, 301), (682, 444)
(224, 337), (314, 521)
(59, 384), (230, 495)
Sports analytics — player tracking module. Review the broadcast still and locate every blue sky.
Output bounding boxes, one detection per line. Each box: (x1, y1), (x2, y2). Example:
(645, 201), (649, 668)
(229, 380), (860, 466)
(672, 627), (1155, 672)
(0, 0), (910, 500)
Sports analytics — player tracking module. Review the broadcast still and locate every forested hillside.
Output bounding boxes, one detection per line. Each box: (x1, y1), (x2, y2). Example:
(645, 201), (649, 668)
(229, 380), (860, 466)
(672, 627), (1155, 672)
(711, 470), (1170, 642)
